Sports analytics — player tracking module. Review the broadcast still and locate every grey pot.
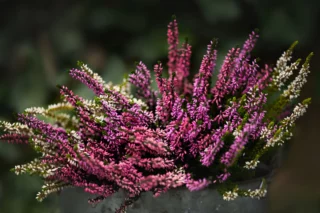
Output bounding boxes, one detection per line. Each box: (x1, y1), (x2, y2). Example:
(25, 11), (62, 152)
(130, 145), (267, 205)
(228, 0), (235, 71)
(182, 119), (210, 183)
(60, 177), (270, 213)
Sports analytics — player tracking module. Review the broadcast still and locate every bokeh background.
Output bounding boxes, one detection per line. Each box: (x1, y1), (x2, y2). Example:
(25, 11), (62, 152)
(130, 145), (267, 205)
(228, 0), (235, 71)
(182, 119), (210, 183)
(0, 0), (319, 212)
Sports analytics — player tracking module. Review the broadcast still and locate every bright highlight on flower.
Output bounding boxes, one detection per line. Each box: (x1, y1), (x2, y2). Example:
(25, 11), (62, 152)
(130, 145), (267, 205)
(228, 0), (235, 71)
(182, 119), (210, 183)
(0, 18), (312, 212)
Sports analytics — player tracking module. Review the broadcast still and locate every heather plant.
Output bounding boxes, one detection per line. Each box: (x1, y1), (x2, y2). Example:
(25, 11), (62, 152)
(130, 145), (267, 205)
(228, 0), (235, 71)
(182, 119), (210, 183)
(0, 18), (313, 212)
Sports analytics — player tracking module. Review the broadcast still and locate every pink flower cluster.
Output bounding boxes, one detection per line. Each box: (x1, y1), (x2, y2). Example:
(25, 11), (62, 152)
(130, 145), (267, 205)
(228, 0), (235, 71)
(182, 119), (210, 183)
(0, 18), (312, 212)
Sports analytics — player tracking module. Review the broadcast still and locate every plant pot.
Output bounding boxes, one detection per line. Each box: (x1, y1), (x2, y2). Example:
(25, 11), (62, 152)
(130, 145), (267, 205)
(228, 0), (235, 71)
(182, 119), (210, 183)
(60, 176), (271, 213)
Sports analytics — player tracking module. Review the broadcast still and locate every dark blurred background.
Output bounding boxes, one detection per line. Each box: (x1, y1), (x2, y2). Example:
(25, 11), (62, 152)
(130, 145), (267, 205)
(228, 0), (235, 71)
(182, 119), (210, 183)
(0, 0), (319, 213)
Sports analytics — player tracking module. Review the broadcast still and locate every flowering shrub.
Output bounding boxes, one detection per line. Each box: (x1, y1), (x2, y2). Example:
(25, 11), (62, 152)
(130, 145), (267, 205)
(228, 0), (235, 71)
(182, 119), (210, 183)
(0, 18), (313, 212)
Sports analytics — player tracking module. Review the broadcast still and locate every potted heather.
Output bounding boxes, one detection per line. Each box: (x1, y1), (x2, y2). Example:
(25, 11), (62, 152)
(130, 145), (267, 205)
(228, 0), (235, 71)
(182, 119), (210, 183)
(0, 18), (313, 213)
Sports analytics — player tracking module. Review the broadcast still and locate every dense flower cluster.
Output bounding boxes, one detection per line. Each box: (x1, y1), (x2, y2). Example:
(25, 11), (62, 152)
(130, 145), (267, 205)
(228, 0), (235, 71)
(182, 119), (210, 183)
(0, 18), (312, 212)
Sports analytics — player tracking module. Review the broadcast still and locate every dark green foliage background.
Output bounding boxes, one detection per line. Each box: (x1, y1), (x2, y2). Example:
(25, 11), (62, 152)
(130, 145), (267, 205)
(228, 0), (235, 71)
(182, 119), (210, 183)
(0, 0), (319, 212)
